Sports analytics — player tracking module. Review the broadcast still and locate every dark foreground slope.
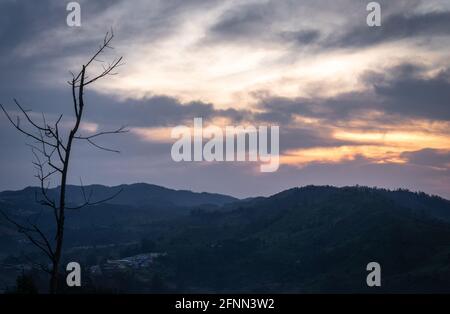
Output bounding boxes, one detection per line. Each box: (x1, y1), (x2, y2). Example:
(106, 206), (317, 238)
(159, 186), (450, 292)
(1, 185), (450, 293)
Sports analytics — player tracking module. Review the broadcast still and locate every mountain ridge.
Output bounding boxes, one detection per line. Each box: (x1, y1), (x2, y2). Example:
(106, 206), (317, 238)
(1, 183), (450, 292)
(0, 182), (239, 208)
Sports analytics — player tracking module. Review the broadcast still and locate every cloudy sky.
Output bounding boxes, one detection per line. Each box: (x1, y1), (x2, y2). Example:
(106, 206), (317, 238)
(1, 0), (450, 198)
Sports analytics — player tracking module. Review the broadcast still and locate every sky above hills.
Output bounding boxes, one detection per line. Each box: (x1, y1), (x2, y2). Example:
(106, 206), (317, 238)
(0, 0), (450, 198)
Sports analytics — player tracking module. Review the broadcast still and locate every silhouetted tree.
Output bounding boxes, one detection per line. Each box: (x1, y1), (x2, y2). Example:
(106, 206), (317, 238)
(0, 31), (126, 293)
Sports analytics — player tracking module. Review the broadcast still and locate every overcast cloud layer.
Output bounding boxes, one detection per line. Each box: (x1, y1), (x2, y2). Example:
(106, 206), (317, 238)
(1, 0), (450, 198)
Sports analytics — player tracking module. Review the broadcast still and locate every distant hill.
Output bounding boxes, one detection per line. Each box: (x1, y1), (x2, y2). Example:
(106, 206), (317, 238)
(1, 184), (450, 292)
(0, 183), (238, 208)
(0, 183), (238, 252)
(160, 186), (450, 292)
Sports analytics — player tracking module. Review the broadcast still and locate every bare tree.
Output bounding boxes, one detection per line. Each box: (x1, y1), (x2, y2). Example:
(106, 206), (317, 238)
(0, 31), (126, 293)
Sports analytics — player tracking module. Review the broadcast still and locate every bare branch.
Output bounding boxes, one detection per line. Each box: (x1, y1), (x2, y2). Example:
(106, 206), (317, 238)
(86, 138), (121, 153)
(74, 125), (128, 140)
(0, 104), (58, 148)
(13, 99), (48, 132)
(66, 188), (123, 210)
(83, 56), (124, 86)
(73, 29), (116, 82)
(0, 210), (54, 261)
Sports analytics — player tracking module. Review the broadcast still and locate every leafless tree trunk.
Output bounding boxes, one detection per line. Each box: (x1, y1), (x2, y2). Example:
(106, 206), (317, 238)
(0, 31), (126, 293)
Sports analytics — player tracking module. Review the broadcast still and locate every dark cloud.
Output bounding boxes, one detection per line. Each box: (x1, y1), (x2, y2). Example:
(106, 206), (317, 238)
(253, 91), (377, 125)
(0, 0), (122, 90)
(402, 149), (450, 168)
(254, 97), (314, 124)
(0, 1), (60, 55)
(373, 65), (450, 120)
(279, 30), (320, 45)
(210, 3), (270, 39)
(206, 1), (321, 46)
(0, 0), (123, 57)
(278, 127), (353, 152)
(328, 11), (450, 49)
(0, 89), (252, 132)
(0, 1), (61, 88)
(206, 0), (450, 50)
(252, 63), (450, 124)
(83, 94), (252, 128)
